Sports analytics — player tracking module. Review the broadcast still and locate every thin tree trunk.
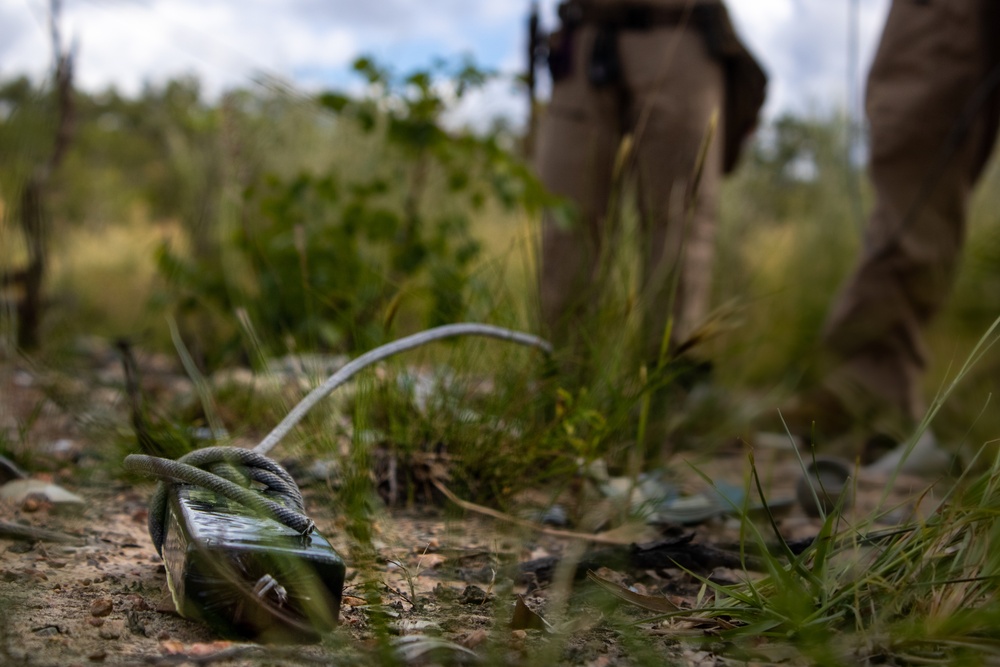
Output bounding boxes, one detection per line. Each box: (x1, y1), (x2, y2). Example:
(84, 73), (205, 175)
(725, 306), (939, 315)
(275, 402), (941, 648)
(15, 0), (75, 350)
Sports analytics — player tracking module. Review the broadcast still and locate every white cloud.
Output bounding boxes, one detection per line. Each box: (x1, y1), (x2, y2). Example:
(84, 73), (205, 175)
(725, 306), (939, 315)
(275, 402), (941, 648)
(445, 76), (528, 133)
(54, 0), (361, 97)
(0, 1), (53, 82)
(730, 0), (890, 119)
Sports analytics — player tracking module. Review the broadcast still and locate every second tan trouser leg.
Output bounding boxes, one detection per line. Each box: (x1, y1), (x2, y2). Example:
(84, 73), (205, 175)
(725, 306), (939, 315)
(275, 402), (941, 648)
(536, 22), (725, 371)
(620, 27), (724, 359)
(822, 0), (999, 426)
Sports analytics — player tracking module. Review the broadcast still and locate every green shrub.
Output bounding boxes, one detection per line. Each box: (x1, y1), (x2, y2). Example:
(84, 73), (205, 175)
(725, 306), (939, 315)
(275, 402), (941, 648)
(154, 56), (549, 366)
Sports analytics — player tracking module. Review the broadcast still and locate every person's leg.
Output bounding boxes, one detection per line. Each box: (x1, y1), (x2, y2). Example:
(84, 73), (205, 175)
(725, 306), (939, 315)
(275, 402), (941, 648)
(618, 24), (725, 365)
(605, 23), (725, 453)
(536, 24), (621, 374)
(793, 0), (1000, 457)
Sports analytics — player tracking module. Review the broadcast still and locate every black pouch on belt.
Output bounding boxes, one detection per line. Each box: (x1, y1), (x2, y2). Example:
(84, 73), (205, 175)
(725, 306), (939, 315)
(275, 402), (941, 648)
(587, 26), (620, 87)
(547, 26), (575, 82)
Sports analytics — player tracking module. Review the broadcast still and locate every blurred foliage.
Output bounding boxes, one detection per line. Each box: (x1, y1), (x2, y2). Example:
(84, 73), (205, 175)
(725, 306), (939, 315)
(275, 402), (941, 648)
(0, 59), (550, 363)
(153, 56), (550, 364)
(711, 113), (867, 388)
(0, 78), (53, 207)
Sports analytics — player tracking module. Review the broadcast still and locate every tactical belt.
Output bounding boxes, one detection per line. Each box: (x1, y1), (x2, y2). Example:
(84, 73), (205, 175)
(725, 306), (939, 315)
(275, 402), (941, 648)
(551, 0), (768, 174)
(558, 1), (712, 30)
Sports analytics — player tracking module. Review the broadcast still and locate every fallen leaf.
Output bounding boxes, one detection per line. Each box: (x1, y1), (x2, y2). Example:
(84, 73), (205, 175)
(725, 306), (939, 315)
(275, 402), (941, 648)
(510, 594), (550, 631)
(586, 571), (680, 613)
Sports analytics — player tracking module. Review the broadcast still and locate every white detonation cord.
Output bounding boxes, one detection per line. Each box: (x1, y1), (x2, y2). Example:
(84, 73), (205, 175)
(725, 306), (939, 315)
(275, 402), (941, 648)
(253, 323), (552, 457)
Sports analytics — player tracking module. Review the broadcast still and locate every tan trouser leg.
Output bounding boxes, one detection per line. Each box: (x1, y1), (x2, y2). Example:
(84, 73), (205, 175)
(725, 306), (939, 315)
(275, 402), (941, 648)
(620, 27), (724, 355)
(536, 25), (619, 360)
(536, 21), (724, 366)
(822, 0), (1000, 424)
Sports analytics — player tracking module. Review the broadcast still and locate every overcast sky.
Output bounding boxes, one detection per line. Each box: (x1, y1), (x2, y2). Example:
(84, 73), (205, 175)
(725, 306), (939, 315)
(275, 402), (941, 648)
(3, 0), (891, 128)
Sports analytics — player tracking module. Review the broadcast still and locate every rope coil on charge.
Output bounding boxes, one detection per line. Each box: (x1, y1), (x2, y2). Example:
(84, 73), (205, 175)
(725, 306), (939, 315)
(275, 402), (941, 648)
(124, 447), (314, 556)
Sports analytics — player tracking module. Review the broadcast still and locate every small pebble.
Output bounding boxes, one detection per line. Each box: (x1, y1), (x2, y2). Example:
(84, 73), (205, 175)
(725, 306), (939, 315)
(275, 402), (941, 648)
(90, 598), (113, 617)
(460, 585), (491, 605)
(125, 595), (150, 611)
(462, 628), (488, 649)
(21, 496), (43, 513)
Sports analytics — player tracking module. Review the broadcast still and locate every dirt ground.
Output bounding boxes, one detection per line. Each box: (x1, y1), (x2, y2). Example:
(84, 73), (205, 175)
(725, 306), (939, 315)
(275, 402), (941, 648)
(0, 352), (948, 666)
